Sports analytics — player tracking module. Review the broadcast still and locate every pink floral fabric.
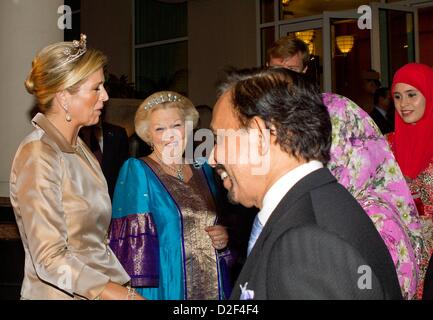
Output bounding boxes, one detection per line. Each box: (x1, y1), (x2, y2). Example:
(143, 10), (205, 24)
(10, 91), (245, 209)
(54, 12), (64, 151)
(388, 132), (433, 298)
(323, 93), (426, 299)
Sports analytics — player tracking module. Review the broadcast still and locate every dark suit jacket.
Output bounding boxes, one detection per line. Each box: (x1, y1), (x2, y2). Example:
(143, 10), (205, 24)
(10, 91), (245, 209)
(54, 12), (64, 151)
(369, 107), (393, 135)
(101, 122), (130, 199)
(230, 168), (402, 300)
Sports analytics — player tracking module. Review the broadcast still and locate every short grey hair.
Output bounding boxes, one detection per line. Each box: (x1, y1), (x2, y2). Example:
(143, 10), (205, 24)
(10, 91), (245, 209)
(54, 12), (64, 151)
(135, 91), (199, 144)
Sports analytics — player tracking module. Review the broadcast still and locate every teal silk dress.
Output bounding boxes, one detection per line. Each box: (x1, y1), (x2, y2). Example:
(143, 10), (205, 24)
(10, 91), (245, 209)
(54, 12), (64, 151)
(109, 157), (233, 300)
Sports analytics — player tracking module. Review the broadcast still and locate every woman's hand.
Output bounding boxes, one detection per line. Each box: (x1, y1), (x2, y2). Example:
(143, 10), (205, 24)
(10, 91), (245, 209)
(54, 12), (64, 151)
(99, 281), (145, 300)
(205, 225), (229, 250)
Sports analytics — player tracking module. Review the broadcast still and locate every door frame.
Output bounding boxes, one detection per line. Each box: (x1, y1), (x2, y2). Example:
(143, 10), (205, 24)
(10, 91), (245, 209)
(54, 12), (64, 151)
(322, 9), (362, 92)
(371, 2), (418, 87)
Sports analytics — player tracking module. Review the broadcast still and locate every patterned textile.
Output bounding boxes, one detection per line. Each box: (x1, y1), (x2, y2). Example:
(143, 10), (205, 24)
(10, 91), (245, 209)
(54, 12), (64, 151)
(109, 157), (233, 300)
(323, 93), (426, 299)
(387, 133), (433, 218)
(109, 213), (159, 287)
(145, 157), (219, 300)
(388, 132), (433, 298)
(413, 163), (433, 217)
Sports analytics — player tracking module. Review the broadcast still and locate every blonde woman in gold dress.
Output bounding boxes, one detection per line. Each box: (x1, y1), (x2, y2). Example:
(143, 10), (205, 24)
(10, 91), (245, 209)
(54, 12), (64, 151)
(10, 34), (143, 300)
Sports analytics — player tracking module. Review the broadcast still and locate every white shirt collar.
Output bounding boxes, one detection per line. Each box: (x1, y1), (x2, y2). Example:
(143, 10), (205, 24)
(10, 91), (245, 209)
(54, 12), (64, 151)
(258, 160), (323, 227)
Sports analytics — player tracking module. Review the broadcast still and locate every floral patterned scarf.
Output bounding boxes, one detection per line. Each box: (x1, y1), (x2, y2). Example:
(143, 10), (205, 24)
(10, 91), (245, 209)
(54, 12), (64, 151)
(323, 92), (426, 299)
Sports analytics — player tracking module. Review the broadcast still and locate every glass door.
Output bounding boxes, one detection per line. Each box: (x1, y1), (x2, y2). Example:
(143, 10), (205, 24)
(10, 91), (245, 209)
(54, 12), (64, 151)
(323, 9), (371, 109)
(371, 2), (418, 87)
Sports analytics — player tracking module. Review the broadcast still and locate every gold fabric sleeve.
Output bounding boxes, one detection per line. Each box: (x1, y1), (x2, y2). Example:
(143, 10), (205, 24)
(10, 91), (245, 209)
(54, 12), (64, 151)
(11, 140), (110, 299)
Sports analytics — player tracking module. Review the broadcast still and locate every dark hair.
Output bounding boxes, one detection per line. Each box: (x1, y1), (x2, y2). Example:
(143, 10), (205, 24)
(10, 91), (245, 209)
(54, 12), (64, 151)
(217, 67), (331, 164)
(266, 36), (310, 68)
(373, 87), (389, 105)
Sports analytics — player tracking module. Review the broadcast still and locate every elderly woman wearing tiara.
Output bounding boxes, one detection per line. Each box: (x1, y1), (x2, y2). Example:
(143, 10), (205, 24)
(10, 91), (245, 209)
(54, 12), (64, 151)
(109, 91), (233, 300)
(10, 34), (144, 300)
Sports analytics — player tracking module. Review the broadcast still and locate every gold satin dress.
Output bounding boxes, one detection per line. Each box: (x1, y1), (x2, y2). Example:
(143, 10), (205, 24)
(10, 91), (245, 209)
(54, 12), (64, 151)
(9, 113), (130, 300)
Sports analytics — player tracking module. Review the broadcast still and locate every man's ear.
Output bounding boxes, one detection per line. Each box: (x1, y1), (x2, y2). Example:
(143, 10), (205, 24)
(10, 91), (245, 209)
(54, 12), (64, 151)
(268, 123), (277, 136)
(55, 91), (65, 105)
(250, 116), (271, 156)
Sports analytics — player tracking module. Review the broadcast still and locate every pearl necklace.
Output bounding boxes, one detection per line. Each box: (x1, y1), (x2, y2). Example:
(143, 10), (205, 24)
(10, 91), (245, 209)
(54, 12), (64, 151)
(153, 152), (184, 182)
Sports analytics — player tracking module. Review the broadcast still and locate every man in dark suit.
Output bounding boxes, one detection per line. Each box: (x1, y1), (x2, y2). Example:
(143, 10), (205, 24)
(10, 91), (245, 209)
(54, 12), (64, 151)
(369, 87), (394, 134)
(80, 121), (130, 199)
(209, 67), (402, 299)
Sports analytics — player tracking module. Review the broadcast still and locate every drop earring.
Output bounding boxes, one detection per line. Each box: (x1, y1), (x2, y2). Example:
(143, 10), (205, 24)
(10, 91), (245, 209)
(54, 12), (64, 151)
(62, 104), (72, 122)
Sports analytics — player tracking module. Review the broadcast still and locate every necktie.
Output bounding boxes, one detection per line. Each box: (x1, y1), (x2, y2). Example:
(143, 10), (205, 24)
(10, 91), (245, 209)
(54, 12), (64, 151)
(247, 215), (263, 256)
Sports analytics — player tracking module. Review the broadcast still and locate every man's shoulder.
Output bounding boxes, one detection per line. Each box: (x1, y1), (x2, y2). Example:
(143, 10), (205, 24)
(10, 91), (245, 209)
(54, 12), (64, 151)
(273, 169), (373, 243)
(287, 167), (337, 196)
(309, 178), (377, 233)
(287, 167), (355, 212)
(265, 169), (350, 232)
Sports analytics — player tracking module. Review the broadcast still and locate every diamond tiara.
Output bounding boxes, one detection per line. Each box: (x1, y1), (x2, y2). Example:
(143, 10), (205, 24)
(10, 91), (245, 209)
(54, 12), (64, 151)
(61, 33), (87, 66)
(144, 92), (184, 110)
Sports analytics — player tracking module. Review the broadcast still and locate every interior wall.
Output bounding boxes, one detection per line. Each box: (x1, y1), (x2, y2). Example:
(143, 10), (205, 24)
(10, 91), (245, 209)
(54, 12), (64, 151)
(80, 0), (133, 81)
(0, 0), (63, 197)
(188, 0), (257, 108)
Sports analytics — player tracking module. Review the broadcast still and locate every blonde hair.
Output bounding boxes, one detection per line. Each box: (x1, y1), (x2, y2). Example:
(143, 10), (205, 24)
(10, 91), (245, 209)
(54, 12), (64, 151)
(25, 41), (107, 112)
(135, 91), (199, 144)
